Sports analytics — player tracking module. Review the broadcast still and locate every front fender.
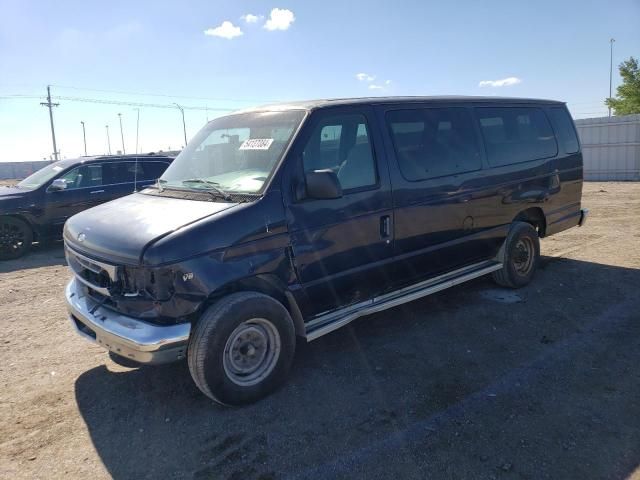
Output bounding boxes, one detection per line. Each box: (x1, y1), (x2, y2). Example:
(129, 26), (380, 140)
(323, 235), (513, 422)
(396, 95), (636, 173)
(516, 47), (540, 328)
(112, 232), (296, 325)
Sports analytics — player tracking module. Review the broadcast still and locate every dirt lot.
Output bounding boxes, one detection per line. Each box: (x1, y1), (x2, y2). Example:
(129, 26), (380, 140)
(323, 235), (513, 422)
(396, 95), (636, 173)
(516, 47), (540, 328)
(1, 182), (640, 479)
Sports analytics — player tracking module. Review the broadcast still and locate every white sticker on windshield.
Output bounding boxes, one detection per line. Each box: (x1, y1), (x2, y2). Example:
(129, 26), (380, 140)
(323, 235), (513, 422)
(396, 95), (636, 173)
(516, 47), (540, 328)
(239, 138), (274, 150)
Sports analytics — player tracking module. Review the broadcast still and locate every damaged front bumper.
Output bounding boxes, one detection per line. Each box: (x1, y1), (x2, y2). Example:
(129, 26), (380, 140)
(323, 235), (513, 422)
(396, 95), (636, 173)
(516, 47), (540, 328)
(66, 277), (191, 364)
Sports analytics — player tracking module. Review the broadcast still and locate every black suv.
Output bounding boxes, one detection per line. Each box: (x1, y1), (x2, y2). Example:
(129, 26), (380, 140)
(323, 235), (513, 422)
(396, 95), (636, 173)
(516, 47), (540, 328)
(1, 154), (174, 259)
(63, 97), (587, 405)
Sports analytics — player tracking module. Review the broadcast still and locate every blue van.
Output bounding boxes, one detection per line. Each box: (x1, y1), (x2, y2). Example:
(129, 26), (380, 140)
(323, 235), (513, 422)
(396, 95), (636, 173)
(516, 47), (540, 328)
(63, 97), (587, 405)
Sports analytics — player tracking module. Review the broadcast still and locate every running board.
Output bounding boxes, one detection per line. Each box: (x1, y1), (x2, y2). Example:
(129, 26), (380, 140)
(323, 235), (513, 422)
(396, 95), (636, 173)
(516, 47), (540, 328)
(305, 260), (503, 341)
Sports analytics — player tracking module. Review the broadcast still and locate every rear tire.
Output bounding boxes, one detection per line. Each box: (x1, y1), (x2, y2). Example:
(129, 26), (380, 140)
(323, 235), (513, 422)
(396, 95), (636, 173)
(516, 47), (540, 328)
(0, 216), (33, 260)
(492, 222), (540, 288)
(188, 292), (296, 406)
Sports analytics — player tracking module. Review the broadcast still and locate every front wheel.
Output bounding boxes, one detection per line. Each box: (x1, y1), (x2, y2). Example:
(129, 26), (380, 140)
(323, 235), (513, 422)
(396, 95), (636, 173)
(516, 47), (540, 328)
(492, 222), (540, 288)
(188, 292), (296, 406)
(0, 217), (33, 260)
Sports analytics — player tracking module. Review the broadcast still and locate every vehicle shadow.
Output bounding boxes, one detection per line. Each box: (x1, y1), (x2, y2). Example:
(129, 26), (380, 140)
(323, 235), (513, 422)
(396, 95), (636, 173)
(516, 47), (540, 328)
(0, 240), (66, 273)
(74, 256), (640, 479)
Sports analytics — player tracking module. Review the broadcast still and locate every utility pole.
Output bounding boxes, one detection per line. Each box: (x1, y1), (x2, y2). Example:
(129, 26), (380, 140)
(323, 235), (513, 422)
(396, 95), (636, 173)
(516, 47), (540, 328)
(105, 125), (112, 155)
(134, 108), (140, 154)
(118, 113), (126, 154)
(40, 85), (59, 161)
(80, 121), (87, 156)
(609, 38), (615, 117)
(174, 103), (188, 147)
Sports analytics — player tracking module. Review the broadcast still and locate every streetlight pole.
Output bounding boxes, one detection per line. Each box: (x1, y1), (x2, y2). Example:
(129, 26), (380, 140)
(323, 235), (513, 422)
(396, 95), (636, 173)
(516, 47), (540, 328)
(609, 38), (615, 117)
(80, 121), (87, 156)
(105, 125), (112, 155)
(134, 108), (140, 154)
(118, 113), (126, 154)
(174, 103), (188, 148)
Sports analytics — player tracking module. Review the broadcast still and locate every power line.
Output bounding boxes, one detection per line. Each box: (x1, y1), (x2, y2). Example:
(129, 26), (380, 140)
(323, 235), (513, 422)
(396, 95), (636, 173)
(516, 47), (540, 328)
(51, 95), (236, 112)
(1, 93), (237, 112)
(50, 84), (277, 104)
(0, 95), (45, 100)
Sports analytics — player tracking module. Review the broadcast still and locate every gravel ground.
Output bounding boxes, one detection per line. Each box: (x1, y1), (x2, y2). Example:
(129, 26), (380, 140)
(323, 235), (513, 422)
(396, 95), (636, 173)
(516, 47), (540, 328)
(1, 182), (640, 480)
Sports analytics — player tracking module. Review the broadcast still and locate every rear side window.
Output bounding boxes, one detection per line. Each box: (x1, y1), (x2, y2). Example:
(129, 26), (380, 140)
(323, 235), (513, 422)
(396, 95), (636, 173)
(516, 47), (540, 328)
(476, 107), (557, 167)
(547, 107), (579, 154)
(302, 114), (377, 191)
(386, 107), (482, 181)
(101, 162), (135, 184)
(101, 161), (168, 184)
(141, 161), (169, 180)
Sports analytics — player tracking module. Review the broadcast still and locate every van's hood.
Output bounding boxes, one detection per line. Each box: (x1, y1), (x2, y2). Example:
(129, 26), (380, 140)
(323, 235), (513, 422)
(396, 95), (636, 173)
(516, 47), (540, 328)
(64, 192), (238, 264)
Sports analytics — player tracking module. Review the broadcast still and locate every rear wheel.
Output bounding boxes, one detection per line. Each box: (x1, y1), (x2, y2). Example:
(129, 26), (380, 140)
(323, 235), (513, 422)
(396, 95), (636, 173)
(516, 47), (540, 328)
(188, 292), (296, 406)
(0, 217), (32, 260)
(492, 222), (540, 288)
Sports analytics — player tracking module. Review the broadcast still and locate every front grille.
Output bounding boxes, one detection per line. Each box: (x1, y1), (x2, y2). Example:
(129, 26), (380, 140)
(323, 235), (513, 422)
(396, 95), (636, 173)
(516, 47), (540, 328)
(66, 246), (120, 296)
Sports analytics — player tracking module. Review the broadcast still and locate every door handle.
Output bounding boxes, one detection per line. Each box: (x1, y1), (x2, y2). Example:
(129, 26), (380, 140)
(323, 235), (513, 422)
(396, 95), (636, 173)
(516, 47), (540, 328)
(90, 190), (105, 194)
(380, 215), (391, 238)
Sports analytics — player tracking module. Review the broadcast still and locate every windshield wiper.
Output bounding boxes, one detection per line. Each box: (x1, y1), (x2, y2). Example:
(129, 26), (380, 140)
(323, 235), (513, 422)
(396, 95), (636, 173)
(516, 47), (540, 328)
(181, 178), (232, 201)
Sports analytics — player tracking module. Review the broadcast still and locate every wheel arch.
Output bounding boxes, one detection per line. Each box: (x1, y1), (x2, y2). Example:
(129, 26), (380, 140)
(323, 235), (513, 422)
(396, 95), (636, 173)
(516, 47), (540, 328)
(1, 213), (39, 239)
(203, 274), (306, 338)
(513, 207), (547, 238)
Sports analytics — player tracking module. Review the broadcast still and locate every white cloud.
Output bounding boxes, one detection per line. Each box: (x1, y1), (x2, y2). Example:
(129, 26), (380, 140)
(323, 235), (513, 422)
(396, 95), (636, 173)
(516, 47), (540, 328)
(204, 21), (243, 39)
(241, 14), (261, 24)
(478, 76), (522, 88)
(368, 84), (384, 90)
(356, 72), (375, 82)
(264, 8), (295, 31)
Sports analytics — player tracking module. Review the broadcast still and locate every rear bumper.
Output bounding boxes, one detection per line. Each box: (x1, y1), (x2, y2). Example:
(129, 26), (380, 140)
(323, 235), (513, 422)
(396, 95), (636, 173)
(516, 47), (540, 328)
(579, 208), (589, 226)
(65, 278), (190, 364)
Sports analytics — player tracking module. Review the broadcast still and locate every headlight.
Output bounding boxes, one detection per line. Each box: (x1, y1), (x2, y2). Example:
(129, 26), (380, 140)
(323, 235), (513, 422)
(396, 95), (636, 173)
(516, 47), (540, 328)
(120, 267), (174, 301)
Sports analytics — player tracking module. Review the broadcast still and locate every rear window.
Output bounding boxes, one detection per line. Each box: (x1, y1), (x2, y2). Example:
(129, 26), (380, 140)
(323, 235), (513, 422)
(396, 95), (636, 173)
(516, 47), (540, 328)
(476, 107), (557, 167)
(386, 107), (482, 181)
(547, 107), (580, 154)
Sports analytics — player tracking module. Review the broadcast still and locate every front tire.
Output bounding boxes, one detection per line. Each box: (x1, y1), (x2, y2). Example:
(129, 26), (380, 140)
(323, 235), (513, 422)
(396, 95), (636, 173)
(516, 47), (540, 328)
(188, 292), (296, 406)
(0, 216), (33, 260)
(492, 222), (540, 288)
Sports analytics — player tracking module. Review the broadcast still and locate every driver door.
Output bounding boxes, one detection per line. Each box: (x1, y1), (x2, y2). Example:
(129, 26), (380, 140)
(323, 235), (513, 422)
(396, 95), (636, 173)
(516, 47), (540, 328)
(285, 107), (395, 317)
(44, 163), (108, 232)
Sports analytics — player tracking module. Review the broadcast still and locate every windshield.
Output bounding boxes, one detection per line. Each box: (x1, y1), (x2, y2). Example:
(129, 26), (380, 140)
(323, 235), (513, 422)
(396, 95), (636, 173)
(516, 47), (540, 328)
(160, 110), (306, 195)
(16, 162), (68, 189)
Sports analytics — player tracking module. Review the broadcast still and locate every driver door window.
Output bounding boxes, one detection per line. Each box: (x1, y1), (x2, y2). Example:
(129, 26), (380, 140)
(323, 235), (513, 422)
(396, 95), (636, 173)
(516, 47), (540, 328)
(302, 114), (378, 192)
(59, 164), (103, 189)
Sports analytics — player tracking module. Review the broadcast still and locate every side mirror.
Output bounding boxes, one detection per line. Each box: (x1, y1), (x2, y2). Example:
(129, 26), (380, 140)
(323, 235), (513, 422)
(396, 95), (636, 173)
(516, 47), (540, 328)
(48, 179), (67, 192)
(305, 170), (342, 200)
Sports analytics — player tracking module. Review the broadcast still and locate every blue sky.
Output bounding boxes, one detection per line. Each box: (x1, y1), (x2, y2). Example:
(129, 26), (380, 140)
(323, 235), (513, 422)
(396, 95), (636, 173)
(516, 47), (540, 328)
(0, 0), (638, 161)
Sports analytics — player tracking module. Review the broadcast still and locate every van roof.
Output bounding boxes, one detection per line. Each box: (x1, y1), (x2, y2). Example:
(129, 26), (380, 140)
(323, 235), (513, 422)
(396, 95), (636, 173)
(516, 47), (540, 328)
(235, 96), (565, 114)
